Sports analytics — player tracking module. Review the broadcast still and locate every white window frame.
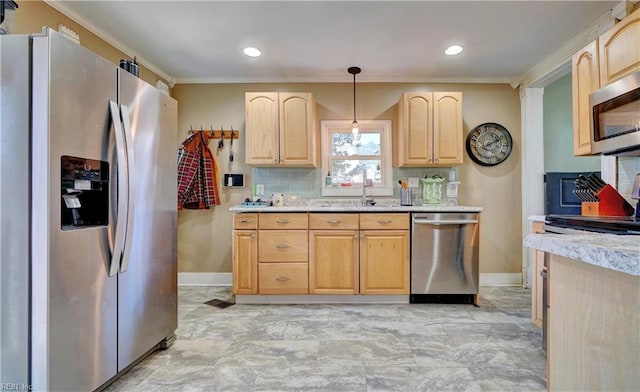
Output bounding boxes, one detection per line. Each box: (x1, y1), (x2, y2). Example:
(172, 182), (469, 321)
(321, 120), (393, 197)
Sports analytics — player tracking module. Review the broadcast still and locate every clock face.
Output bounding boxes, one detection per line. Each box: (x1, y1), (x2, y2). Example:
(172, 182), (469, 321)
(465, 122), (513, 166)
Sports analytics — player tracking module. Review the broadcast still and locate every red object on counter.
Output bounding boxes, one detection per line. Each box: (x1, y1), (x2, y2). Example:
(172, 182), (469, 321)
(594, 184), (635, 216)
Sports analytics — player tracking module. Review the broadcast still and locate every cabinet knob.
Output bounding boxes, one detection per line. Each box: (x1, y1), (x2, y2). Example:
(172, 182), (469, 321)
(251, 234), (256, 239)
(275, 244), (290, 249)
(353, 234), (359, 239)
(377, 220), (392, 224)
(327, 220), (341, 224)
(238, 219), (253, 223)
(275, 219), (290, 224)
(275, 277), (290, 282)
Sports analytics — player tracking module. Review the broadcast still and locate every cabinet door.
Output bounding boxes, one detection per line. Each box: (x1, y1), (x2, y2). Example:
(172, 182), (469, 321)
(360, 230), (409, 295)
(232, 230), (257, 294)
(309, 230), (359, 294)
(245, 92), (279, 165)
(530, 221), (545, 327)
(572, 41), (600, 156)
(396, 92), (433, 166)
(532, 248), (545, 328)
(433, 92), (463, 165)
(598, 8), (640, 86)
(279, 92), (318, 166)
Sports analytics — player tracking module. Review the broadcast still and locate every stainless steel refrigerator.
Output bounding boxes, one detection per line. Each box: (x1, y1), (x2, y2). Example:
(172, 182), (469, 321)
(1, 29), (178, 391)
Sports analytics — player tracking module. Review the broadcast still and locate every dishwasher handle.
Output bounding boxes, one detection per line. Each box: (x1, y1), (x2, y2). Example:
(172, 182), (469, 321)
(413, 218), (478, 225)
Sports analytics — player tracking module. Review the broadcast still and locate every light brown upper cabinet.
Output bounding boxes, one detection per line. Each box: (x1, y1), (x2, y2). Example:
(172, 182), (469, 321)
(598, 7), (640, 86)
(572, 40), (600, 156)
(395, 92), (463, 167)
(245, 92), (319, 166)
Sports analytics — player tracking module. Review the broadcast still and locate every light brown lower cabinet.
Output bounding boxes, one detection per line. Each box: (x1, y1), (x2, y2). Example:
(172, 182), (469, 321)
(360, 230), (409, 295)
(309, 213), (409, 295)
(232, 213), (258, 294)
(309, 229), (359, 294)
(258, 262), (309, 294)
(232, 230), (257, 294)
(530, 221), (545, 328)
(255, 213), (310, 294)
(549, 254), (639, 391)
(233, 212), (410, 296)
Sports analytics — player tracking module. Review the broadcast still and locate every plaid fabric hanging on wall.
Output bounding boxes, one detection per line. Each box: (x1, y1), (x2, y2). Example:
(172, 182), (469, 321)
(177, 131), (221, 209)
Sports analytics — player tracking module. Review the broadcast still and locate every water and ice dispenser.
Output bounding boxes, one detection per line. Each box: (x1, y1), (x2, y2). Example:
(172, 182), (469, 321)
(60, 156), (109, 229)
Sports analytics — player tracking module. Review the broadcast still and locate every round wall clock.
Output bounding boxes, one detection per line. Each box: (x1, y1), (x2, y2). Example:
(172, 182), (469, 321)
(465, 122), (513, 166)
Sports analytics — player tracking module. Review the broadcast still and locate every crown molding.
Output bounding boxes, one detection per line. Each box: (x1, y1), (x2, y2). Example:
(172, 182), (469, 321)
(174, 75), (513, 85)
(44, 0), (176, 87)
(518, 7), (616, 88)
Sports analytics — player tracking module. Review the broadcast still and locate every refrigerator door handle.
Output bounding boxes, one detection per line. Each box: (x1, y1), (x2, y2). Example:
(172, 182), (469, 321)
(119, 104), (135, 273)
(108, 101), (129, 277)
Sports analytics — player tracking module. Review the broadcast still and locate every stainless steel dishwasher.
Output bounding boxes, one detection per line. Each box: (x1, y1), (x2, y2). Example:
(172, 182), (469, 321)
(410, 212), (479, 304)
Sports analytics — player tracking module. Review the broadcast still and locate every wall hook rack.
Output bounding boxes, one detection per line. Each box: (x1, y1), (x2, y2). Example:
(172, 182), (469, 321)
(188, 125), (239, 140)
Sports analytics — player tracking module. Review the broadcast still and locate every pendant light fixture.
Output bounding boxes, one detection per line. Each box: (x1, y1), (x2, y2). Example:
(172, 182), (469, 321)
(348, 66), (361, 137)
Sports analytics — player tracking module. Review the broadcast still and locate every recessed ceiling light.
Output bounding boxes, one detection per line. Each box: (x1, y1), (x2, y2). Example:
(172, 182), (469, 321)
(243, 47), (262, 57)
(445, 45), (463, 56)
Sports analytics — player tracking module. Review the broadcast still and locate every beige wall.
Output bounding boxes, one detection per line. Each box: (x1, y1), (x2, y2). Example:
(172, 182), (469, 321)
(173, 82), (522, 275)
(13, 0), (170, 88)
(13, 0), (522, 275)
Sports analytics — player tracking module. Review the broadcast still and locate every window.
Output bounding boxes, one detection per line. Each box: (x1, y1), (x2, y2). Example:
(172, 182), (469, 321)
(321, 120), (393, 196)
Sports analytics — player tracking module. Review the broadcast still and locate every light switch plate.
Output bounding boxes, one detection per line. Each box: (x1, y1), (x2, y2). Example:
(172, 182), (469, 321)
(408, 177), (419, 188)
(223, 173), (244, 187)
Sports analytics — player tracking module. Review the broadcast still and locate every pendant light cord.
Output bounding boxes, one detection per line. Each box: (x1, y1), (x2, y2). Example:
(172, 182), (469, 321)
(348, 67), (361, 126)
(352, 72), (356, 123)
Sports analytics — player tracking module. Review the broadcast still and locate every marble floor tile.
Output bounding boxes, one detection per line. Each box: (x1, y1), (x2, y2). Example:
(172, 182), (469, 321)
(253, 365), (367, 392)
(318, 340), (416, 366)
(365, 366), (482, 392)
(105, 286), (547, 391)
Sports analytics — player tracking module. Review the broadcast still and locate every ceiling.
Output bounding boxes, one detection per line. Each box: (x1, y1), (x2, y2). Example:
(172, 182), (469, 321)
(51, 1), (620, 85)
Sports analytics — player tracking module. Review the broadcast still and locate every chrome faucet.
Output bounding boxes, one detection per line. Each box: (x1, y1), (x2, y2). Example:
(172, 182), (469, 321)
(361, 175), (375, 206)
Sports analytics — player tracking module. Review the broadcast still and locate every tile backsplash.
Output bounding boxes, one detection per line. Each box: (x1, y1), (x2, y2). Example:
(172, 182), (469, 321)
(618, 157), (640, 205)
(252, 167), (456, 200)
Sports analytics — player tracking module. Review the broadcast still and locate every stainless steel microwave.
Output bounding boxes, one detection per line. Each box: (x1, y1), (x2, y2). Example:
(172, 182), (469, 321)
(589, 70), (640, 156)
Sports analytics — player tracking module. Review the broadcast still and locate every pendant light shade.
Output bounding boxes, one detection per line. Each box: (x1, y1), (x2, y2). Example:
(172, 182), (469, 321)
(348, 66), (361, 137)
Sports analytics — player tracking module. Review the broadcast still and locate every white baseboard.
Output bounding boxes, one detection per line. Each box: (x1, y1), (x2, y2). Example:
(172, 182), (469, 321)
(480, 273), (523, 287)
(178, 272), (232, 286)
(178, 272), (522, 287)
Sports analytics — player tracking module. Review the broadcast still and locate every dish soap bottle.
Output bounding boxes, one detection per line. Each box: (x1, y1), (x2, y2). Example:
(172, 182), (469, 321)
(325, 171), (332, 186)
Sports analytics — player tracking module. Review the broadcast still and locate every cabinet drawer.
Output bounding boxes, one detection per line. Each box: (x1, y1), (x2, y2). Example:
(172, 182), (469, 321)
(259, 230), (308, 262)
(309, 213), (359, 230)
(234, 213), (258, 229)
(259, 213), (308, 229)
(360, 213), (409, 230)
(259, 263), (309, 294)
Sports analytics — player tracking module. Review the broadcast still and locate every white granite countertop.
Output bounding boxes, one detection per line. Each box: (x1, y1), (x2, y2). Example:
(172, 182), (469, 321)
(524, 233), (640, 276)
(230, 205), (483, 213)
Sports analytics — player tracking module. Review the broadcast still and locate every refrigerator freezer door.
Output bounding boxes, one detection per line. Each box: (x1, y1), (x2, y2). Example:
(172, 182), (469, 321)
(31, 31), (118, 391)
(0, 34), (31, 387)
(117, 70), (178, 371)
